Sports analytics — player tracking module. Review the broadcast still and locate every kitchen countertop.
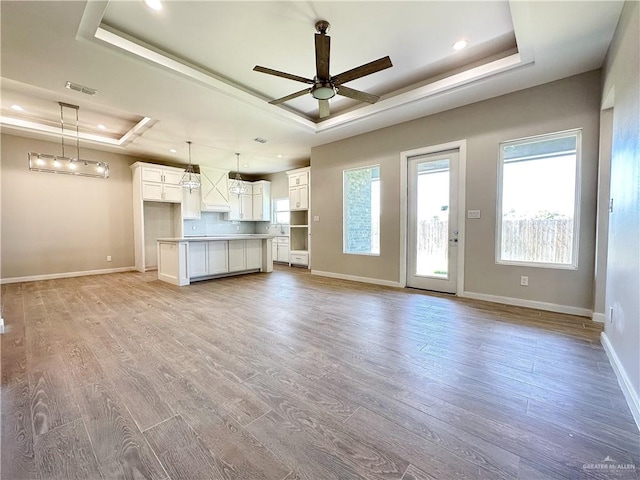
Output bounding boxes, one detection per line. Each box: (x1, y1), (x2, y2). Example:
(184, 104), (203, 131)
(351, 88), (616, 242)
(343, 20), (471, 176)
(157, 234), (275, 242)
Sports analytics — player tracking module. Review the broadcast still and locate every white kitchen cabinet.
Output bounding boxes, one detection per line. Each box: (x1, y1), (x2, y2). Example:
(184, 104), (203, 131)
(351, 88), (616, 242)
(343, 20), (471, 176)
(228, 192), (253, 221)
(228, 239), (262, 271)
(252, 181), (271, 221)
(188, 241), (209, 278)
(289, 184), (309, 210)
(140, 165), (184, 203)
(188, 241), (229, 278)
(200, 166), (231, 212)
(272, 236), (289, 263)
(246, 239), (262, 269)
(207, 241), (229, 274)
(228, 240), (246, 272)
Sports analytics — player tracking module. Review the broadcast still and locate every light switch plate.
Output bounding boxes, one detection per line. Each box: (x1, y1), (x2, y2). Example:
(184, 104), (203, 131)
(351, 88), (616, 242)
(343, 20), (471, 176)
(467, 210), (481, 219)
(313, 215), (320, 222)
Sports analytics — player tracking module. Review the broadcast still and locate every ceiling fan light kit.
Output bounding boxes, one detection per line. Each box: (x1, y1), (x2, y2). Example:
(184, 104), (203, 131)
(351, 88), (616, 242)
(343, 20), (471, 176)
(253, 20), (392, 119)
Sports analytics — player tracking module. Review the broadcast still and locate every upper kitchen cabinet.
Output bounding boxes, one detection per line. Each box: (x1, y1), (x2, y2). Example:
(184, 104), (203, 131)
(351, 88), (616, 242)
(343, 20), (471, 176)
(227, 181), (271, 221)
(182, 176), (201, 220)
(137, 164), (184, 203)
(200, 166), (231, 212)
(288, 168), (309, 211)
(252, 180), (271, 221)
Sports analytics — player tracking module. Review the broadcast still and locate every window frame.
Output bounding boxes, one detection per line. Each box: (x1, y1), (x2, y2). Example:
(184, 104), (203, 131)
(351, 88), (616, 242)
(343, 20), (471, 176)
(271, 197), (290, 225)
(342, 164), (381, 256)
(495, 129), (582, 270)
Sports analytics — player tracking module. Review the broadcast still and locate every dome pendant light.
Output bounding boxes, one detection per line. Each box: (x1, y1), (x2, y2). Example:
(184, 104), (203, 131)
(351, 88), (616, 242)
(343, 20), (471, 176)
(180, 141), (200, 193)
(229, 153), (246, 196)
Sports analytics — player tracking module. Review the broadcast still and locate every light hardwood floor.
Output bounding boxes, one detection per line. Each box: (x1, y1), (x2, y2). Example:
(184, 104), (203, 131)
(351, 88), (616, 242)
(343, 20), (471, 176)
(1, 266), (638, 480)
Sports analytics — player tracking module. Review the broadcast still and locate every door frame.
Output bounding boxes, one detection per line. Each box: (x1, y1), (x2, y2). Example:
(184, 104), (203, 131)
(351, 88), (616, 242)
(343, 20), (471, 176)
(400, 139), (467, 294)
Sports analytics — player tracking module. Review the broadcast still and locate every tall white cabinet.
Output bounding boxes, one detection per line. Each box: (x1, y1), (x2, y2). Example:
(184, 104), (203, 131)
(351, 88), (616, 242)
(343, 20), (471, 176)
(227, 181), (271, 221)
(286, 167), (311, 268)
(131, 162), (187, 272)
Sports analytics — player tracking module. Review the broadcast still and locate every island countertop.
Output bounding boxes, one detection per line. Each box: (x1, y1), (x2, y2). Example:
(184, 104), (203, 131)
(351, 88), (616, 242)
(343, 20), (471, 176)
(156, 234), (274, 286)
(157, 234), (275, 242)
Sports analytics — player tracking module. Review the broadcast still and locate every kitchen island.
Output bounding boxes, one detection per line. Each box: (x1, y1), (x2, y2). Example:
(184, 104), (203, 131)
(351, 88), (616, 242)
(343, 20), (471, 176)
(156, 234), (274, 286)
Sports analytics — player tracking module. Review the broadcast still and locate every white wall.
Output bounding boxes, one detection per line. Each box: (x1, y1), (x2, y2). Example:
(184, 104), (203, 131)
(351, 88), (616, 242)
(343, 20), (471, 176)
(310, 71), (601, 312)
(601, 0), (640, 426)
(1, 134), (136, 280)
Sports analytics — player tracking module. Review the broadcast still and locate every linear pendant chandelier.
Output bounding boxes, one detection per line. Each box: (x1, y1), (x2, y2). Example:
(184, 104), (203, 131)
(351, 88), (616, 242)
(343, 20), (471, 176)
(28, 102), (109, 178)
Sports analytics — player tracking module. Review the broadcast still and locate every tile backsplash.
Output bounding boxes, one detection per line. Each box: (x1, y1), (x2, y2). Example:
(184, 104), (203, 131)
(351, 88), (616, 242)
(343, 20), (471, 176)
(184, 212), (257, 236)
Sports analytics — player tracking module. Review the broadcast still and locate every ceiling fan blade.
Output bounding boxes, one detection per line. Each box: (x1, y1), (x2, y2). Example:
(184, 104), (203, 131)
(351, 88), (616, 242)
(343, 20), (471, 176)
(336, 85), (380, 104)
(318, 99), (330, 118)
(253, 65), (314, 85)
(315, 33), (330, 79)
(332, 56), (393, 85)
(269, 88), (310, 105)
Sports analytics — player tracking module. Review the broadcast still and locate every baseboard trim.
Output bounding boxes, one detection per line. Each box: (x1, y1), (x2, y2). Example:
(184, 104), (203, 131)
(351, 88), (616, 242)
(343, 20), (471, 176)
(311, 270), (402, 288)
(1, 267), (136, 284)
(461, 291), (592, 317)
(601, 332), (640, 431)
(592, 312), (606, 323)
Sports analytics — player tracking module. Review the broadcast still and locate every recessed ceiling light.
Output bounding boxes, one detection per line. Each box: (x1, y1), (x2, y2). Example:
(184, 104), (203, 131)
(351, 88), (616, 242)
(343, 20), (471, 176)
(144, 0), (162, 11)
(169, 148), (177, 153)
(10, 104), (24, 112)
(97, 124), (106, 130)
(277, 154), (283, 158)
(453, 40), (468, 51)
(243, 164), (249, 168)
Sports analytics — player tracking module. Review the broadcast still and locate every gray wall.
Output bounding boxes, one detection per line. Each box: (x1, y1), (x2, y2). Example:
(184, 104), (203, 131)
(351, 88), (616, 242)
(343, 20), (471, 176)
(1, 134), (136, 279)
(310, 70), (601, 310)
(601, 0), (639, 415)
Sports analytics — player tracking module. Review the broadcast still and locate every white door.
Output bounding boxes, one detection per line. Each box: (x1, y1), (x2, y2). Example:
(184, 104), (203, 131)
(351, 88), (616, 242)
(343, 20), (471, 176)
(407, 150), (459, 293)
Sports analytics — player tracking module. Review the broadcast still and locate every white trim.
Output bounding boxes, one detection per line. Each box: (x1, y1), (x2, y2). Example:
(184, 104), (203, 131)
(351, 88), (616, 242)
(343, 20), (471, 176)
(0, 317), (4, 335)
(591, 312), (606, 323)
(399, 140), (467, 294)
(311, 270), (402, 288)
(0, 266), (136, 284)
(461, 290), (592, 317)
(601, 332), (640, 431)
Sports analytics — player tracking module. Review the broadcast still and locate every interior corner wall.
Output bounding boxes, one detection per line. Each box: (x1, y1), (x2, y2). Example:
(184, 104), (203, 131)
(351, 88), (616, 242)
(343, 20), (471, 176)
(310, 70), (601, 311)
(601, 0), (640, 419)
(1, 134), (136, 280)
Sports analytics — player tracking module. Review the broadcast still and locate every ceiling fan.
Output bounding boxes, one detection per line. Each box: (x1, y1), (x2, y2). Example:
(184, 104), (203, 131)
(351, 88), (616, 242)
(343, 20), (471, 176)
(253, 20), (393, 119)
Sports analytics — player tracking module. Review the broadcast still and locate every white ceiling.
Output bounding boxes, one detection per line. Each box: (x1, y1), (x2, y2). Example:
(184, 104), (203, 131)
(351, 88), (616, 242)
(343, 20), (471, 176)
(0, 1), (623, 174)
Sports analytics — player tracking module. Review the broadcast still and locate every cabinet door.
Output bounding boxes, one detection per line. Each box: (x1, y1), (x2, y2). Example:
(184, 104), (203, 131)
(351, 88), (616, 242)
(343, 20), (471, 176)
(245, 239), (262, 269)
(182, 186), (201, 219)
(163, 184), (183, 203)
(241, 194), (253, 220)
(253, 183), (263, 195)
(278, 244), (290, 263)
(252, 194), (264, 220)
(272, 239), (278, 260)
(142, 182), (164, 201)
(228, 194), (241, 220)
(289, 187), (299, 210)
(207, 241), (228, 274)
(228, 240), (246, 272)
(289, 172), (308, 187)
(188, 242), (208, 278)
(298, 184), (309, 210)
(141, 167), (164, 183)
(162, 169), (183, 185)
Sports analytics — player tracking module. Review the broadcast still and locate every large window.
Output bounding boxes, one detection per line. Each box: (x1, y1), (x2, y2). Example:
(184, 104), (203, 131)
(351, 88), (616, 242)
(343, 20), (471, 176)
(497, 130), (581, 268)
(272, 198), (290, 225)
(343, 165), (380, 255)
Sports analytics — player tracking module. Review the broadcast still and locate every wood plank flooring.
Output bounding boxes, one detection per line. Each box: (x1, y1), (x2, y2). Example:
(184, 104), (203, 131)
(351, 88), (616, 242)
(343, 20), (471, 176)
(1, 267), (639, 480)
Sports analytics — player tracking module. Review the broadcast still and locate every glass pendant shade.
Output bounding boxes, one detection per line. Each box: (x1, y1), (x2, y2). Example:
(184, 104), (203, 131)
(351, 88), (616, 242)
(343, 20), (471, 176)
(180, 141), (201, 192)
(229, 153), (246, 196)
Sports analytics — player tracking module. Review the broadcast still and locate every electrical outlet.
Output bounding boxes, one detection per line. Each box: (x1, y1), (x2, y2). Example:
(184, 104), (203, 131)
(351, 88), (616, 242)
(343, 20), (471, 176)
(106, 255), (112, 262)
(520, 276), (528, 286)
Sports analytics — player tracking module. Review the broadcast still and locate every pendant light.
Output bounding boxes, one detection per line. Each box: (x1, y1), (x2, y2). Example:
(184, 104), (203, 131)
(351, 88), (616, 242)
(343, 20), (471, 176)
(229, 153), (246, 196)
(28, 102), (109, 178)
(180, 141), (200, 193)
